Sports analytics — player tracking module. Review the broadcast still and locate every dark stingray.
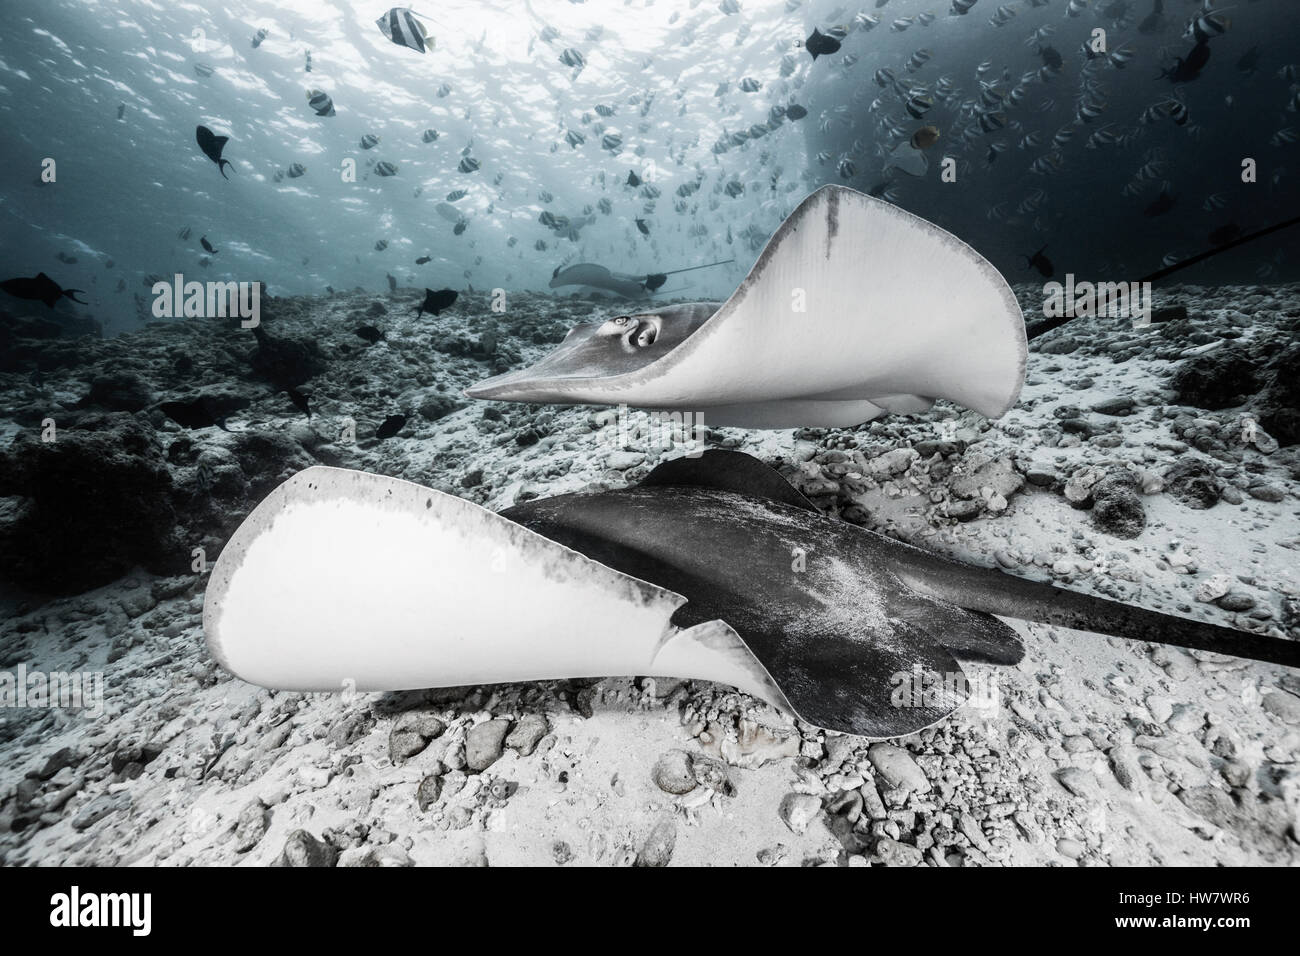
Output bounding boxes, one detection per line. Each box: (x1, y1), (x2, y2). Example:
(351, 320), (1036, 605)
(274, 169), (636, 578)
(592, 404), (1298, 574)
(502, 451), (1300, 737)
(195, 125), (234, 179)
(1, 272), (86, 308)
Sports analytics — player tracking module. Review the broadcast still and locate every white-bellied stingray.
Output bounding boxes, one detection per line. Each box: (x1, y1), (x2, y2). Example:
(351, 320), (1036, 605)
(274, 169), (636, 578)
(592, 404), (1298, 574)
(203, 451), (1299, 739)
(469, 185), (1027, 429)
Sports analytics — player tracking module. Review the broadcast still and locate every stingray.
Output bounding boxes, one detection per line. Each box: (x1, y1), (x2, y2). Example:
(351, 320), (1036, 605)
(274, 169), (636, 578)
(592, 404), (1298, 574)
(549, 263), (651, 300)
(195, 125), (234, 180)
(203, 451), (1299, 739)
(1, 272), (87, 307)
(470, 185), (1026, 429)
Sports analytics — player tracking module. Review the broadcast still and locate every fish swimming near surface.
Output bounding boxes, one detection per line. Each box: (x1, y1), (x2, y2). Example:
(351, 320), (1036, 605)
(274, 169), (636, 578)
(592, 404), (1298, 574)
(469, 185), (1026, 430)
(1, 272), (87, 307)
(626, 170), (642, 187)
(205, 451), (1300, 739)
(413, 288), (458, 318)
(415, 255), (431, 264)
(635, 218), (650, 236)
(785, 104), (808, 120)
(200, 236), (217, 254)
(286, 163), (306, 178)
(805, 27), (842, 60)
(376, 8), (431, 53)
(307, 89), (336, 116)
(1024, 244), (1053, 277)
(374, 161), (398, 177)
(195, 126), (235, 179)
(360, 134), (380, 149)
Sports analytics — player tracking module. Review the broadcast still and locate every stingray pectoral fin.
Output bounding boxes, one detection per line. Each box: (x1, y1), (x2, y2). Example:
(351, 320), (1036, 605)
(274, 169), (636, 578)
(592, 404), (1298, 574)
(203, 466), (694, 692)
(673, 604), (969, 739)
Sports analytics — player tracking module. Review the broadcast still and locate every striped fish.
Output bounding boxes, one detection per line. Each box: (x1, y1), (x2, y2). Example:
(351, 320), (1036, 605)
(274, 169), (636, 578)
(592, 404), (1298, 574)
(376, 8), (430, 54)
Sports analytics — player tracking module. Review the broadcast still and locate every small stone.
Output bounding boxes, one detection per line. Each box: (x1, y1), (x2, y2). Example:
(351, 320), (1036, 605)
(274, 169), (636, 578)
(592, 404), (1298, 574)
(1055, 766), (1101, 799)
(1109, 744), (1145, 792)
(465, 718), (511, 771)
(388, 715), (446, 764)
(874, 836), (923, 866)
(1247, 483), (1284, 503)
(505, 714), (548, 756)
(1165, 458), (1221, 510)
(1167, 704), (1204, 735)
(274, 829), (337, 867)
(1195, 573), (1234, 603)
(652, 750), (697, 795)
(416, 774), (443, 811)
(636, 816), (677, 867)
(1217, 592), (1256, 612)
(867, 743), (932, 794)
(607, 450), (646, 471)
(232, 799), (269, 853)
(779, 793), (822, 835)
(1262, 689), (1300, 724)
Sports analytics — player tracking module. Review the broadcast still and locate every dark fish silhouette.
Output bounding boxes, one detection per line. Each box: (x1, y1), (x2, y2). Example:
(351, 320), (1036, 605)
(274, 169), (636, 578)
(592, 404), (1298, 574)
(413, 288), (458, 318)
(286, 387), (311, 419)
(415, 256), (431, 264)
(1, 272), (87, 307)
(1144, 189), (1177, 217)
(387, 272), (398, 293)
(805, 27), (841, 60)
(375, 414), (407, 439)
(785, 104), (808, 120)
(1161, 41), (1210, 83)
(1024, 245), (1053, 277)
(195, 126), (234, 179)
(635, 218), (650, 236)
(355, 325), (385, 344)
(1038, 45), (1063, 71)
(626, 170), (642, 187)
(158, 396), (231, 431)
(200, 236), (217, 254)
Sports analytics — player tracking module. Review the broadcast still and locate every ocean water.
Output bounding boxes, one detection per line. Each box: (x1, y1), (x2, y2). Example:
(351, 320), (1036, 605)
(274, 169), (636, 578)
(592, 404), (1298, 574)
(1, 0), (1297, 337)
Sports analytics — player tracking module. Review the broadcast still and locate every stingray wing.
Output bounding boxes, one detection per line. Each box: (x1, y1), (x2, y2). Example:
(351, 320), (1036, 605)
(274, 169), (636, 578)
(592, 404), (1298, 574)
(470, 185), (1025, 427)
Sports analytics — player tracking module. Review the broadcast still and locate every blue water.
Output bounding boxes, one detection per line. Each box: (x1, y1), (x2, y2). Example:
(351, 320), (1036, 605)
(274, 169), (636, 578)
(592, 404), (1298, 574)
(0, 0), (1297, 336)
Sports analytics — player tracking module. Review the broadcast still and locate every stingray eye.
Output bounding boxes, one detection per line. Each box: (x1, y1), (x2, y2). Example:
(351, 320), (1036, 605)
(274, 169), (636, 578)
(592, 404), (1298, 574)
(597, 315), (632, 337)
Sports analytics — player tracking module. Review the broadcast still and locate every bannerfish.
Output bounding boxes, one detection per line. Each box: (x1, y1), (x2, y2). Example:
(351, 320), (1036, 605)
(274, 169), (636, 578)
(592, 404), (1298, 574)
(636, 218), (650, 236)
(195, 125), (234, 179)
(374, 161), (398, 176)
(785, 104), (808, 120)
(307, 89), (336, 116)
(360, 134), (380, 149)
(626, 170), (642, 187)
(376, 8), (430, 53)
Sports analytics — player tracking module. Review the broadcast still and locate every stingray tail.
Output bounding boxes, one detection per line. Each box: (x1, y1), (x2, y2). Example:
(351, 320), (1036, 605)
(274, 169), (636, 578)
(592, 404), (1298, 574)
(62, 289), (87, 305)
(219, 159), (233, 180)
(899, 557), (1300, 669)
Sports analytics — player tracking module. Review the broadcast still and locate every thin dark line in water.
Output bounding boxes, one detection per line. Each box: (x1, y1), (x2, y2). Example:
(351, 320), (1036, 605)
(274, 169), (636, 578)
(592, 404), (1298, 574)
(1025, 213), (1300, 341)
